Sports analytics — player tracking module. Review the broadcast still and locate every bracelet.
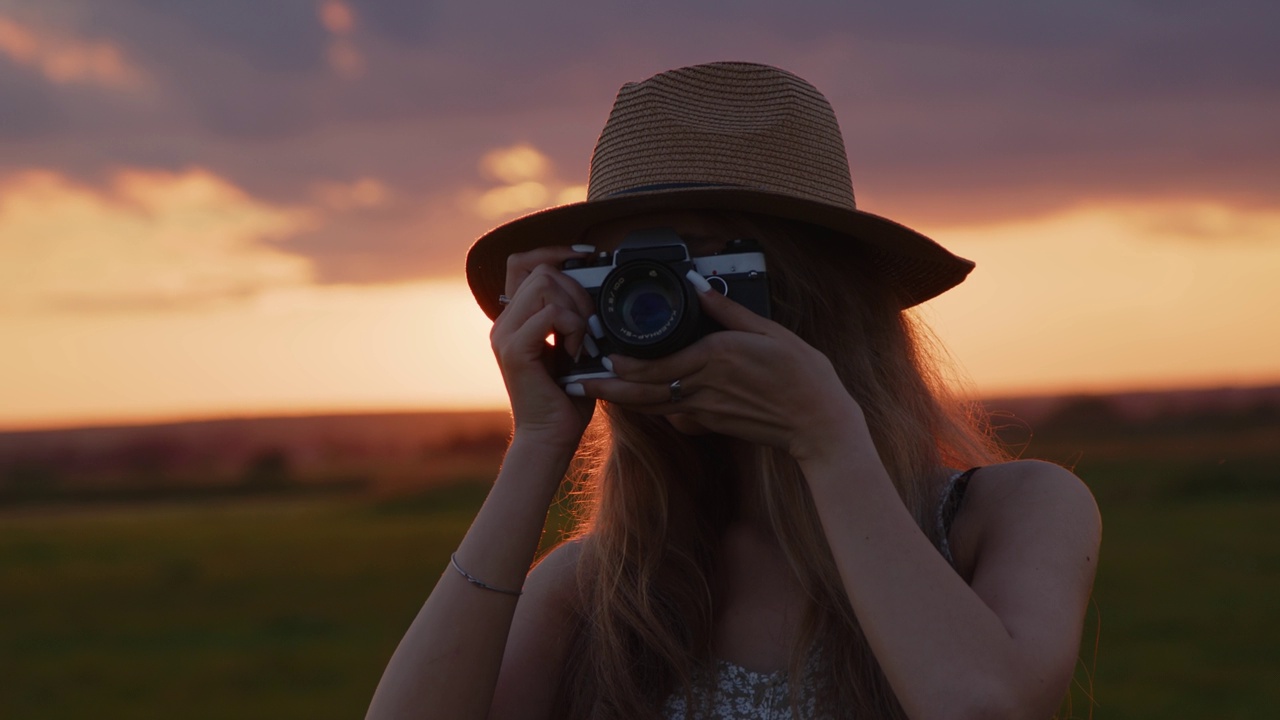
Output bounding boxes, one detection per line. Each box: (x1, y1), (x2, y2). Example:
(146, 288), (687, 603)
(450, 553), (523, 596)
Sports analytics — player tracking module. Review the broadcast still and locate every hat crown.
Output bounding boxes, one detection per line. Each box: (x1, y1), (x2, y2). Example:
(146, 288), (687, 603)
(586, 62), (857, 211)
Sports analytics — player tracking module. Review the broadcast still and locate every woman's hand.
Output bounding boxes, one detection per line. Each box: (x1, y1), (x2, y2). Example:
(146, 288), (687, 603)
(490, 246), (597, 450)
(578, 273), (867, 465)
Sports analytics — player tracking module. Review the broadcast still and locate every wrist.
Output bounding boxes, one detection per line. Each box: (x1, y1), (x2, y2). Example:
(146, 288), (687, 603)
(508, 425), (584, 460)
(789, 397), (882, 482)
(502, 432), (582, 501)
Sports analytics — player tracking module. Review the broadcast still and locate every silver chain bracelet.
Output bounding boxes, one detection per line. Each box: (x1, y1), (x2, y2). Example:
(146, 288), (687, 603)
(450, 553), (523, 596)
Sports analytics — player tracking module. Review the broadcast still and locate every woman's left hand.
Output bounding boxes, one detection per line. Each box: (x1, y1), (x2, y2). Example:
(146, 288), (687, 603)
(579, 278), (867, 464)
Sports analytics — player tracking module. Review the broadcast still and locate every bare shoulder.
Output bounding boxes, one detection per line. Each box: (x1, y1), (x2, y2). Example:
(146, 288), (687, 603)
(489, 538), (586, 720)
(526, 536), (586, 600)
(967, 459), (1101, 541)
(952, 459), (1101, 622)
(949, 460), (1101, 592)
(945, 460), (1101, 694)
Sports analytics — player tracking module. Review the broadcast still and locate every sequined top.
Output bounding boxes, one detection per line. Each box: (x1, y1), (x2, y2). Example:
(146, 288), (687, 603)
(660, 468), (979, 719)
(660, 657), (825, 720)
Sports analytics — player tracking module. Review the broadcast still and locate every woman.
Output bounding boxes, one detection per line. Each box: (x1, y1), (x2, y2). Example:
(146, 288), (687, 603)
(367, 62), (1101, 720)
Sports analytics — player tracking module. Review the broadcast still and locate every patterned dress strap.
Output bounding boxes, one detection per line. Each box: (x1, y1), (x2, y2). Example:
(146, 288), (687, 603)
(936, 466), (981, 568)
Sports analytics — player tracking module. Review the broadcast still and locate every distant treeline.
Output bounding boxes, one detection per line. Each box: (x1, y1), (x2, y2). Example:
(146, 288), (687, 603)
(0, 411), (511, 506)
(988, 390), (1280, 444)
(3, 389), (1278, 507)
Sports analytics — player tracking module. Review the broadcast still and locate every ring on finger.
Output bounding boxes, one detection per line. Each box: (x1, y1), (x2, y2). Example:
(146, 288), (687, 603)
(669, 379), (683, 403)
(497, 294), (511, 306)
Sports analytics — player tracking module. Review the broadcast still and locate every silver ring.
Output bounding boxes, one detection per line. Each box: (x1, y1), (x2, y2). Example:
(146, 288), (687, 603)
(669, 379), (683, 403)
(497, 294), (511, 306)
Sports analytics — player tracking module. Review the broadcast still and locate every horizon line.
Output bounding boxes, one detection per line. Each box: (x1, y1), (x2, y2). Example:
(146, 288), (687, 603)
(4, 378), (1279, 435)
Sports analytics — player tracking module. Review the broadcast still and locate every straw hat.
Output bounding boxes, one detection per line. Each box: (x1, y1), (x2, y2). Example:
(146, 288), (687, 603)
(465, 61), (974, 319)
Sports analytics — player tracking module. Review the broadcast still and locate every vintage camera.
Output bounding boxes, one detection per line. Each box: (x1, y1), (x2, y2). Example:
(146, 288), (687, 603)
(555, 227), (770, 384)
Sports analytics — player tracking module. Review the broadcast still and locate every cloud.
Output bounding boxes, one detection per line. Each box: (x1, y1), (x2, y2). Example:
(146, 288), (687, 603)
(466, 143), (588, 220)
(0, 168), (314, 313)
(1121, 202), (1280, 244)
(317, 0), (363, 79)
(0, 13), (145, 90)
(311, 177), (391, 211)
(1, 0), (1277, 288)
(480, 144), (551, 184)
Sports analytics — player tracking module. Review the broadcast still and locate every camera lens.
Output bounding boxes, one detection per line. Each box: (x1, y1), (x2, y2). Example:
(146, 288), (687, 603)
(599, 260), (700, 358)
(620, 282), (677, 336)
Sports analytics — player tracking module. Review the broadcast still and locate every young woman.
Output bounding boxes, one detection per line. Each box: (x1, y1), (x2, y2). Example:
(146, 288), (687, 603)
(367, 62), (1101, 720)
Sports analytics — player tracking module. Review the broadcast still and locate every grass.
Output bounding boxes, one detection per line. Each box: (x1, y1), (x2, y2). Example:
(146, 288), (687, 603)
(2, 460), (1277, 718)
(0, 496), (472, 719)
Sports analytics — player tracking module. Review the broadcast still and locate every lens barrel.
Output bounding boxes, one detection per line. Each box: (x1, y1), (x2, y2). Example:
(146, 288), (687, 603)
(599, 260), (701, 358)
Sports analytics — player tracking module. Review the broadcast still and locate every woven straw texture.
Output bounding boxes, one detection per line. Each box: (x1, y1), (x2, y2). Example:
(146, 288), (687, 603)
(465, 62), (974, 319)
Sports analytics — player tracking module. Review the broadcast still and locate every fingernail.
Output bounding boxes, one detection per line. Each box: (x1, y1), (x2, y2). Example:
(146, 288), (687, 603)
(564, 383), (586, 397)
(583, 334), (600, 358)
(601, 356), (614, 372)
(686, 269), (713, 293)
(587, 314), (605, 339)
(571, 244), (595, 253)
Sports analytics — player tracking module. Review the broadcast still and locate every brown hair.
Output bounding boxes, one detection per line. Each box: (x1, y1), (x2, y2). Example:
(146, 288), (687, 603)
(551, 212), (1004, 718)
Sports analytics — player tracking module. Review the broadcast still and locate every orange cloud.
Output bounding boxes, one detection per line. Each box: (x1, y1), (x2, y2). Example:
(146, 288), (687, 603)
(481, 144), (550, 184)
(312, 177), (391, 210)
(319, 0), (356, 34)
(0, 14), (144, 89)
(316, 0), (363, 79)
(468, 144), (586, 220)
(0, 169), (314, 313)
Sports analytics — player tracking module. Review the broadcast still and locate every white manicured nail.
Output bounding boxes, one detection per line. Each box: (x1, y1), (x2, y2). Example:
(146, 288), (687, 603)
(686, 269), (713, 293)
(583, 334), (600, 357)
(587, 314), (605, 339)
(571, 244), (596, 253)
(564, 383), (586, 397)
(601, 356), (614, 372)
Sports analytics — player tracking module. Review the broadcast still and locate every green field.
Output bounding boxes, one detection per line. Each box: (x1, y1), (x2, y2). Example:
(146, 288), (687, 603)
(2, 444), (1278, 718)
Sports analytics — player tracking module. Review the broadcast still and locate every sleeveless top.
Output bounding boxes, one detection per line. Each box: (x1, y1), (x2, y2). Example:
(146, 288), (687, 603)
(660, 467), (981, 719)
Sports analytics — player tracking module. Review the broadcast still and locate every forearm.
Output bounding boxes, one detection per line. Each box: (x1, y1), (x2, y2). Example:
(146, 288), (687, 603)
(800, 435), (1026, 720)
(366, 435), (576, 720)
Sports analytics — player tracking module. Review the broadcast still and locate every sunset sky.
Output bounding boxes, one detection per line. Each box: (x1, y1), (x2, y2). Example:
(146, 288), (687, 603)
(1, 1), (1277, 430)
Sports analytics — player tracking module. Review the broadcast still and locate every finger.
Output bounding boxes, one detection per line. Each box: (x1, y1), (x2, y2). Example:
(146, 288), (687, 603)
(494, 272), (589, 357)
(502, 304), (587, 364)
(603, 340), (714, 385)
(504, 263), (595, 328)
(534, 265), (596, 321)
(686, 269), (775, 335)
(581, 376), (685, 408)
(505, 245), (595, 298)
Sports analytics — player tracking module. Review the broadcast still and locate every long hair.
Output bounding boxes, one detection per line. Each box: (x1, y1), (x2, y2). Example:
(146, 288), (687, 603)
(551, 212), (1005, 719)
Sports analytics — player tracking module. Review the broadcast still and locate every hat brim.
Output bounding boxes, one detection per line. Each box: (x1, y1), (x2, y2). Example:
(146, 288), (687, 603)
(465, 186), (974, 320)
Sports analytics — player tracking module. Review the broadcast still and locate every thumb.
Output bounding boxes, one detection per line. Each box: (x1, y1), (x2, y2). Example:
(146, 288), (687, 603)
(686, 269), (772, 334)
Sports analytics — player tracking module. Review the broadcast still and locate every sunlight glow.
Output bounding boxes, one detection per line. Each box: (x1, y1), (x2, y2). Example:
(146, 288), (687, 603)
(0, 279), (505, 430)
(919, 201), (1280, 395)
(4, 191), (1279, 429)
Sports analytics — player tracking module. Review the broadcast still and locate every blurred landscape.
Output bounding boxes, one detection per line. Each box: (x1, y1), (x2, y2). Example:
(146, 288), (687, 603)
(2, 385), (1279, 718)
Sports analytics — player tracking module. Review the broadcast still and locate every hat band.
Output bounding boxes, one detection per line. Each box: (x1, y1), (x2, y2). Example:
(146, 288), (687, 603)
(601, 181), (752, 199)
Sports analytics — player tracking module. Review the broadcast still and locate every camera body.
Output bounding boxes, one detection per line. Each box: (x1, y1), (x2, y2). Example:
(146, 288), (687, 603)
(555, 228), (770, 384)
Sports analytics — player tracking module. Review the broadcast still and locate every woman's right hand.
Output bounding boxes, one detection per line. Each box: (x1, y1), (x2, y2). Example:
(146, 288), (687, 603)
(489, 246), (597, 450)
